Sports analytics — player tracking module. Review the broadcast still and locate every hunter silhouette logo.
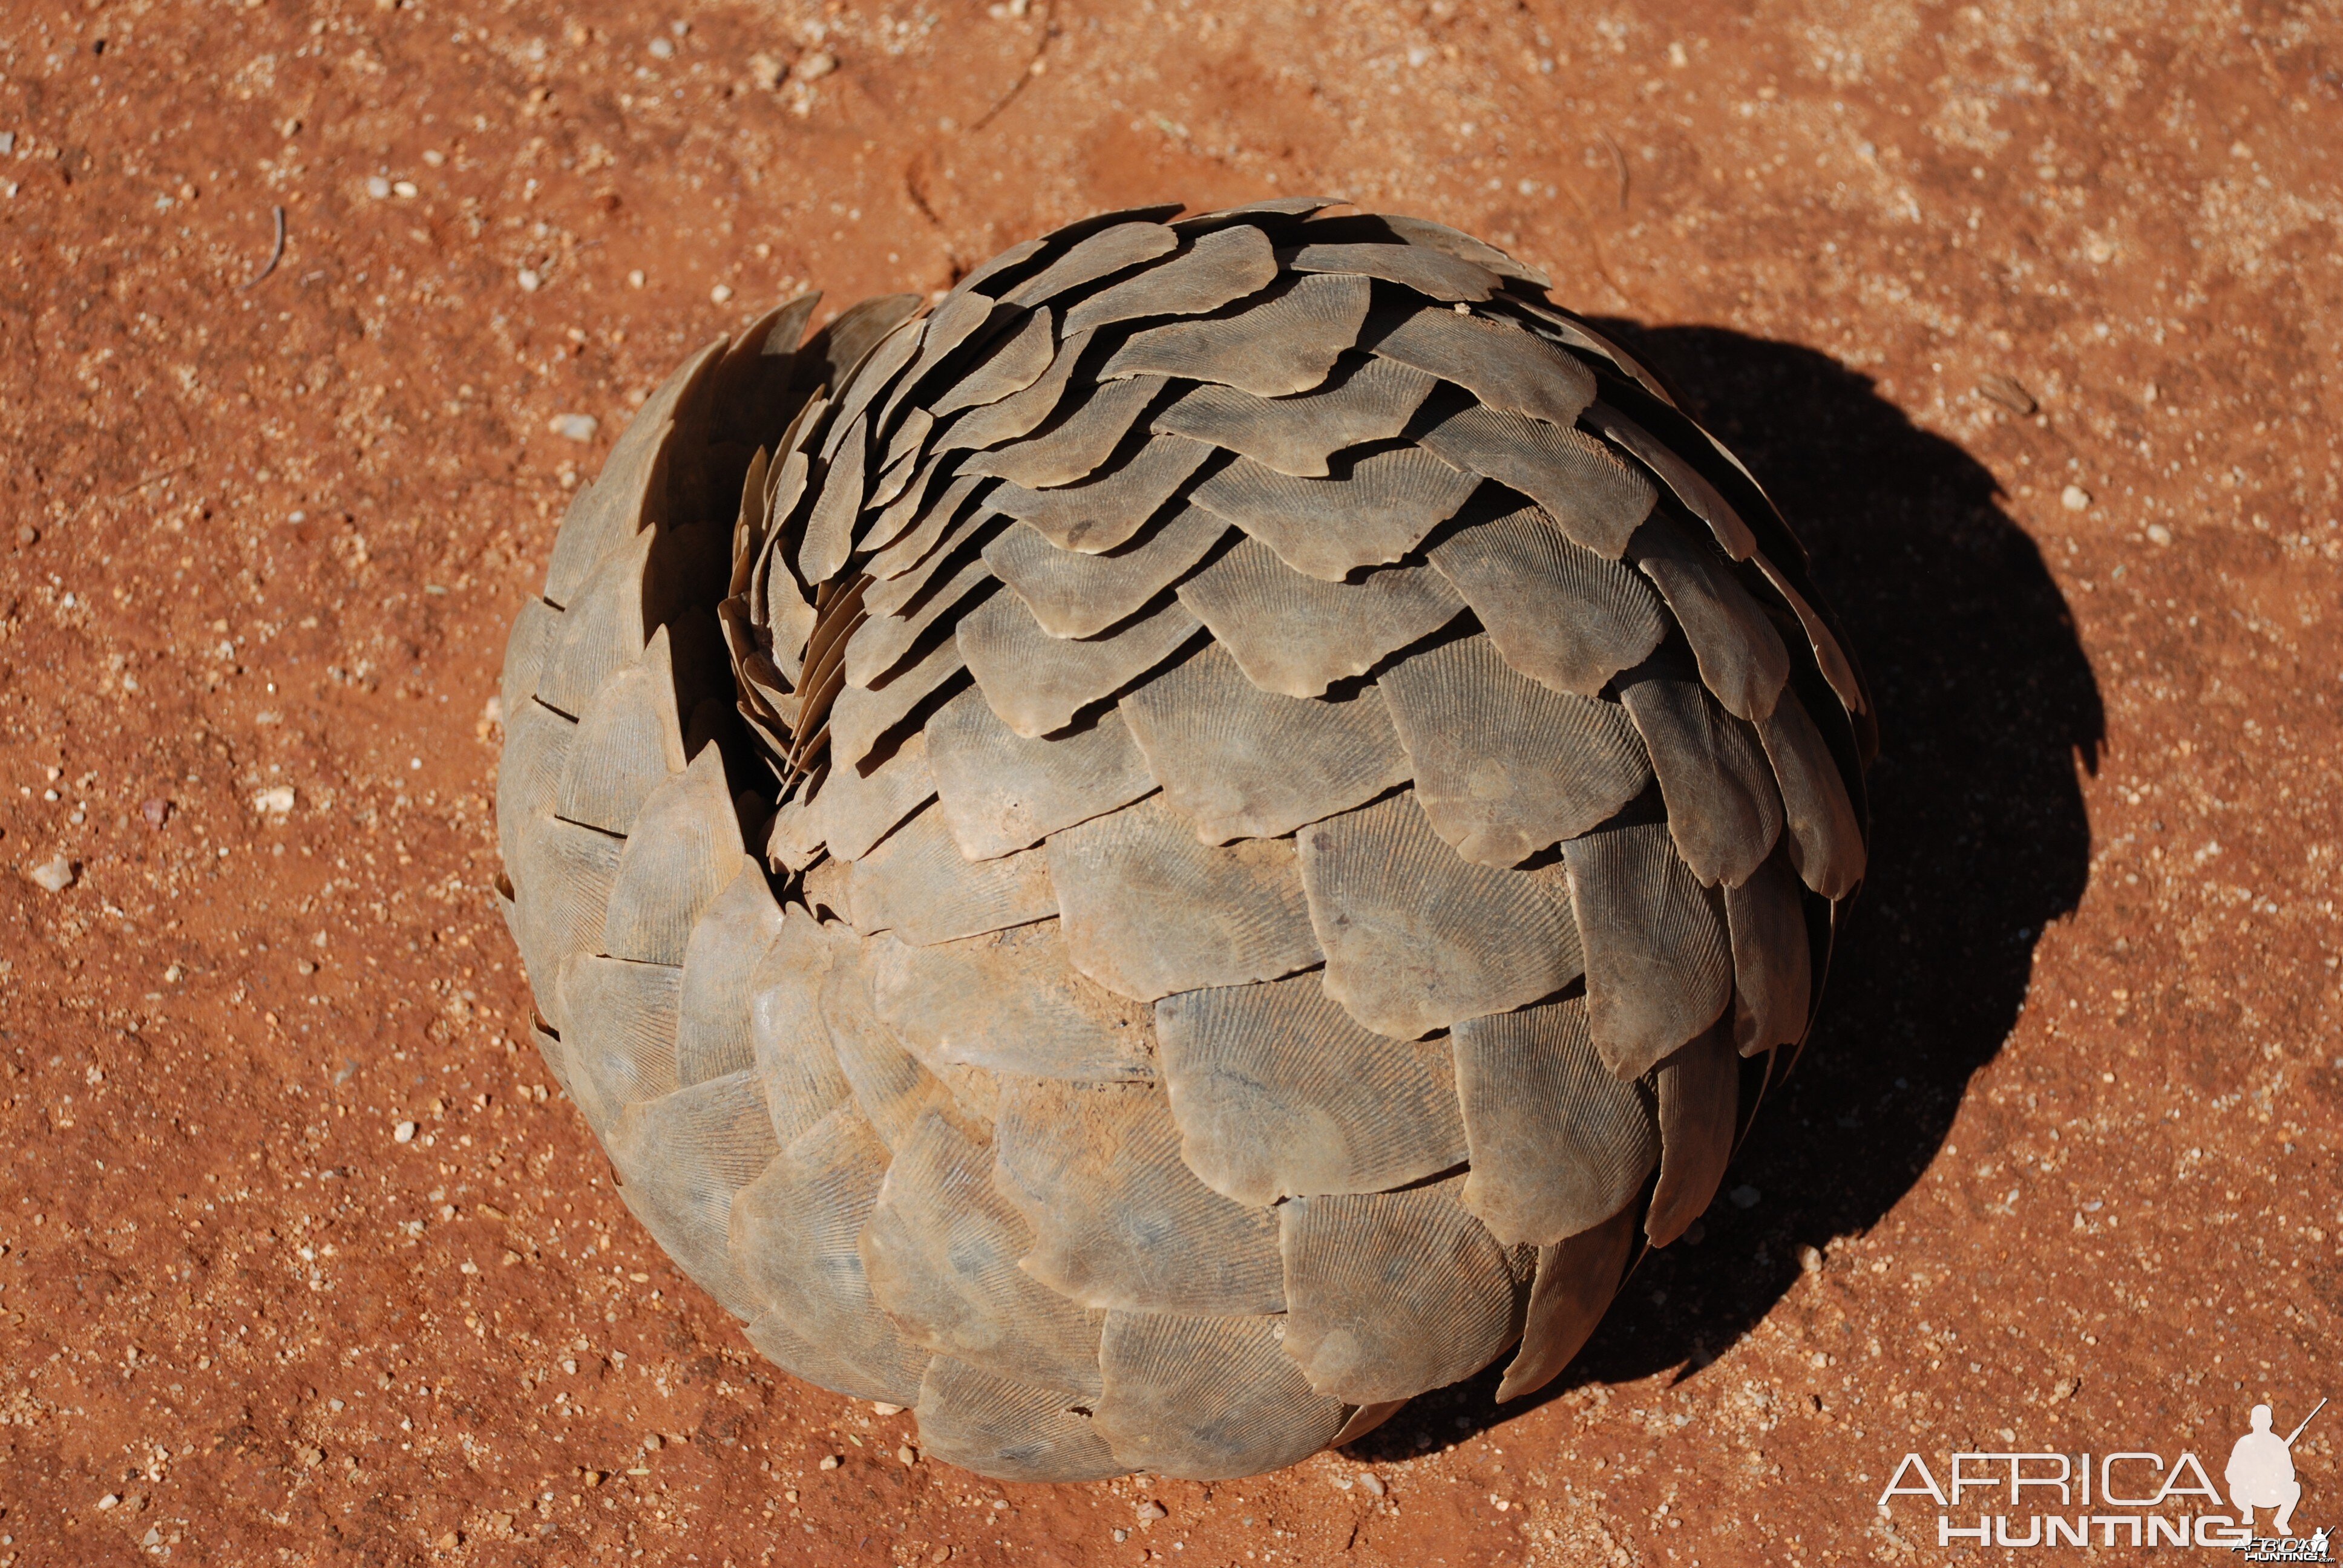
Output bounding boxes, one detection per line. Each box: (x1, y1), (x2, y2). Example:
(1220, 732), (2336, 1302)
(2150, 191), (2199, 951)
(2229, 1402), (2322, 1538)
(1876, 1397), (2330, 1557)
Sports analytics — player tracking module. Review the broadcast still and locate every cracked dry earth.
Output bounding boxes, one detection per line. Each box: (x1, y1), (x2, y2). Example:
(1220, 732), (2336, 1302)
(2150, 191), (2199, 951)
(1, 1), (2338, 1565)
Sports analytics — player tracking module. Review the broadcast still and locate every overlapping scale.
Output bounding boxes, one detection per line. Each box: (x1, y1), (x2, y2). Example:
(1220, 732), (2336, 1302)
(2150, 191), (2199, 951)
(861, 1111), (1108, 1394)
(1103, 272), (1371, 396)
(1155, 973), (1467, 1205)
(1190, 447), (1479, 581)
(959, 590), (1203, 739)
(1151, 354), (1437, 477)
(1279, 1175), (1525, 1403)
(1426, 501), (1668, 697)
(1046, 799), (1322, 1003)
(1297, 794), (1583, 1042)
(1380, 636), (1649, 867)
(983, 505), (1230, 639)
(1093, 1313), (1347, 1479)
(994, 1079), (1288, 1315)
(499, 199), (1873, 1486)
(1118, 642), (1410, 844)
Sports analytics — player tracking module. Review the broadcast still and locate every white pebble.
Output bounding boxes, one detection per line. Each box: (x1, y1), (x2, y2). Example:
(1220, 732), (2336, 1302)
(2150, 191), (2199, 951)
(27, 855), (74, 893)
(1135, 1500), (1167, 1523)
(252, 785), (295, 815)
(2060, 484), (2092, 512)
(2145, 523), (2172, 546)
(392, 179), (418, 198)
(648, 36), (675, 59)
(1358, 1472), (1386, 1497)
(710, 283), (735, 305)
(97, 1494), (120, 1511)
(795, 50), (837, 80)
(365, 176), (391, 199)
(818, 1454), (841, 1471)
(551, 413), (599, 443)
(518, 269), (543, 293)
(628, 269), (646, 289)
(393, 1121), (418, 1143)
(871, 1402), (903, 1416)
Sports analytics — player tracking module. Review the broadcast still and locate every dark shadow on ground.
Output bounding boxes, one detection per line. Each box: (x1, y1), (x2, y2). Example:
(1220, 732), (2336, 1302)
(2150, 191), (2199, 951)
(1348, 323), (2105, 1462)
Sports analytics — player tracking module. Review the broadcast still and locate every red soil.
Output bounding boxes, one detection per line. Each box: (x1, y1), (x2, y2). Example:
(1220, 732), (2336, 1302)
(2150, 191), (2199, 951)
(1, 1), (2336, 1563)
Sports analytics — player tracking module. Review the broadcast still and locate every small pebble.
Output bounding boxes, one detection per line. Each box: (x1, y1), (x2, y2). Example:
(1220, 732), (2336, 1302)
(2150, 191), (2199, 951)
(551, 413), (599, 443)
(164, 964), (183, 983)
(1112, 1529), (1128, 1543)
(365, 175), (390, 198)
(818, 1455), (841, 1471)
(392, 179), (418, 198)
(1135, 1500), (1167, 1523)
(2145, 523), (2172, 546)
(871, 1402), (903, 1416)
(253, 785), (295, 815)
(710, 283), (735, 305)
(519, 269), (543, 293)
(98, 1495), (120, 1511)
(795, 50), (837, 80)
(628, 269), (646, 288)
(393, 1121), (418, 1143)
(1728, 1183), (1761, 1209)
(2060, 484), (2092, 512)
(27, 855), (74, 893)
(1358, 1472), (1386, 1497)
(142, 797), (171, 827)
(1798, 1244), (1824, 1273)
(896, 1445), (917, 1465)
(13, 524), (35, 546)
(648, 36), (675, 59)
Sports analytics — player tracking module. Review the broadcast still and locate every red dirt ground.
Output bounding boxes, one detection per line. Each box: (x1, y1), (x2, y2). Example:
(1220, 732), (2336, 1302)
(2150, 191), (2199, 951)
(2, 2), (2338, 1564)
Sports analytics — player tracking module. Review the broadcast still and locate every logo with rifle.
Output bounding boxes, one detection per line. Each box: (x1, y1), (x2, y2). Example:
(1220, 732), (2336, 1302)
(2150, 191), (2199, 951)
(1874, 1398), (2328, 1558)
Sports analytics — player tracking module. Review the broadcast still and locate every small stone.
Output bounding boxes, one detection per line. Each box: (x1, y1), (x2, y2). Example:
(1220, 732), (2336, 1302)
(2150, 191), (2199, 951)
(14, 524), (36, 546)
(748, 53), (786, 90)
(1728, 1184), (1761, 1210)
(394, 1121), (418, 1143)
(551, 413), (599, 443)
(795, 50), (837, 80)
(896, 1444), (917, 1465)
(1797, 1244), (1824, 1273)
(871, 1402), (904, 1416)
(628, 269), (646, 289)
(365, 175), (391, 198)
(392, 180), (418, 198)
(98, 1494), (121, 1511)
(164, 964), (183, 983)
(2145, 523), (2172, 546)
(1358, 1472), (1386, 1497)
(296, 1445), (324, 1466)
(648, 36), (675, 59)
(2060, 485), (2092, 512)
(253, 785), (295, 815)
(710, 283), (735, 305)
(1135, 1500), (1167, 1523)
(437, 1533), (459, 1550)
(1112, 1529), (1129, 1543)
(28, 855), (74, 892)
(518, 269), (543, 293)
(818, 1455), (841, 1471)
(142, 797), (171, 828)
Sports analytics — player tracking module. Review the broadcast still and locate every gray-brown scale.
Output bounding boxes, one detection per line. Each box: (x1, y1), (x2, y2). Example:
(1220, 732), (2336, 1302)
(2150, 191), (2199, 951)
(495, 199), (1875, 1483)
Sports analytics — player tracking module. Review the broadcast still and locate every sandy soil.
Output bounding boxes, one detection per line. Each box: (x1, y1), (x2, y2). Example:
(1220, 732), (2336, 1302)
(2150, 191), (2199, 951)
(2, 1), (2338, 1563)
